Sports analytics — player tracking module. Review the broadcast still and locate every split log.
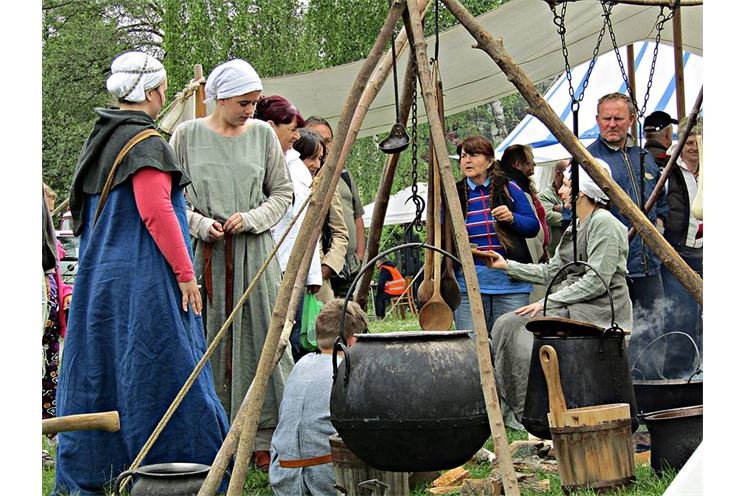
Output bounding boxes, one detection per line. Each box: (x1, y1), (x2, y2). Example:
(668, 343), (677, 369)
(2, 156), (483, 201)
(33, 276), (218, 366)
(432, 466), (470, 487)
(403, 2), (519, 494)
(440, 0), (702, 306)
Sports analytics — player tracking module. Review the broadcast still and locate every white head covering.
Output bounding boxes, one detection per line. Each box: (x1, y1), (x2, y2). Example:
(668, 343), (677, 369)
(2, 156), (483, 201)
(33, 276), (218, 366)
(106, 52), (166, 103)
(564, 158), (612, 205)
(204, 59), (262, 103)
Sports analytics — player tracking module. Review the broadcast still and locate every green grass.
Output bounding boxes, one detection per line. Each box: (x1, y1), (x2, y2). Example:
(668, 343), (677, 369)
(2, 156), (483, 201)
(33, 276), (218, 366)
(43, 315), (677, 495)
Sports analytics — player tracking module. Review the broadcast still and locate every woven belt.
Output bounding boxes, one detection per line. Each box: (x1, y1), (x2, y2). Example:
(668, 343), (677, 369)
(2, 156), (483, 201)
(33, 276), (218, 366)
(278, 454), (333, 468)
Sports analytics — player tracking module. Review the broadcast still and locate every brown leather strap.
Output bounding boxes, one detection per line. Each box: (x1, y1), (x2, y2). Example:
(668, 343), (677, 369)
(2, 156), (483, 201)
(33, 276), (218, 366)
(202, 243), (214, 305)
(278, 454), (333, 468)
(93, 128), (162, 227)
(224, 233), (235, 380)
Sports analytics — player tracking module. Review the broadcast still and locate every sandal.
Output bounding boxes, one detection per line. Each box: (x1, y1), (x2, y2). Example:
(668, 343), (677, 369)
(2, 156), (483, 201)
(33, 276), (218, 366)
(42, 449), (55, 470)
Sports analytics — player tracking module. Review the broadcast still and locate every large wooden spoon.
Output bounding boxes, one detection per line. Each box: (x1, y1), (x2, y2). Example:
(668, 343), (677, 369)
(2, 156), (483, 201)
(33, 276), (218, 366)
(539, 345), (567, 428)
(419, 147), (454, 331)
(417, 143), (435, 306)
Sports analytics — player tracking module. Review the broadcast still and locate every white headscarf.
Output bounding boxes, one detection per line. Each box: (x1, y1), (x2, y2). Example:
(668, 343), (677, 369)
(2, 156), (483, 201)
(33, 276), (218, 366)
(204, 59), (262, 103)
(565, 158), (612, 205)
(106, 52), (166, 103)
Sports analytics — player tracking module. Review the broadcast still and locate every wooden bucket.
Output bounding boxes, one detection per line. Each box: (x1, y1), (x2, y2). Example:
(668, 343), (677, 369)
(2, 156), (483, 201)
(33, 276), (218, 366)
(550, 403), (636, 493)
(329, 433), (409, 496)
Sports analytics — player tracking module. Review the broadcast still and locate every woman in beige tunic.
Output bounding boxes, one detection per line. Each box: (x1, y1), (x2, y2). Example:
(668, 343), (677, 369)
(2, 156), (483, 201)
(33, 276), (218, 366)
(170, 59), (294, 468)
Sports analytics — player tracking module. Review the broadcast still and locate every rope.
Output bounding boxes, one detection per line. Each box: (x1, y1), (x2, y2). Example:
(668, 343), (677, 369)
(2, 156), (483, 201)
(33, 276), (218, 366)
(121, 190), (314, 491)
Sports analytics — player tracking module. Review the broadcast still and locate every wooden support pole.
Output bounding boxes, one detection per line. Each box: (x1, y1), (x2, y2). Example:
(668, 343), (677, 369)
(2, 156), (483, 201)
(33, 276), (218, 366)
(439, 0), (702, 307)
(403, 2), (519, 494)
(220, 3), (408, 495)
(194, 64), (207, 119)
(626, 44), (637, 142)
(672, 7), (686, 120)
(605, 0), (702, 8)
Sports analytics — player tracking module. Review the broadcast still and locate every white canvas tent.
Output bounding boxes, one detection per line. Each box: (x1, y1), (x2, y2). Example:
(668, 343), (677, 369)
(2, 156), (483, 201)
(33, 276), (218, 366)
(362, 182), (428, 227)
(160, 1), (702, 138)
(495, 40), (703, 192)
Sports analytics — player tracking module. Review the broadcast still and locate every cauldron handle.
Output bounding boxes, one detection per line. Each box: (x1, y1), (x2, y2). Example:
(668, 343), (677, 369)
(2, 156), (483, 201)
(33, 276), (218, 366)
(338, 242), (461, 344)
(541, 260), (619, 332)
(332, 337), (351, 386)
(629, 330), (702, 381)
(114, 469), (135, 496)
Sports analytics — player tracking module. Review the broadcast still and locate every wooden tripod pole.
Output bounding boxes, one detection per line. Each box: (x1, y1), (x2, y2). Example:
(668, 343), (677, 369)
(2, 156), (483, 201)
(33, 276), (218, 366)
(403, 2), (519, 494)
(440, 0), (702, 306)
(222, 3), (407, 494)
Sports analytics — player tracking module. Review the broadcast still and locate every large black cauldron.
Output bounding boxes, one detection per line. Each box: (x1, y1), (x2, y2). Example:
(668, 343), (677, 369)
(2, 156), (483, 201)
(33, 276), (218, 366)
(522, 318), (639, 440)
(330, 330), (490, 472)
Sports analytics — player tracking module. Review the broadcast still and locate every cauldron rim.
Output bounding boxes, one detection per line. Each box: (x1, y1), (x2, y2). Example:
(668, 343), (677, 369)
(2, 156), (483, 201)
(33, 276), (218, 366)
(642, 405), (703, 421)
(354, 330), (472, 341)
(633, 379), (703, 386)
(134, 462), (211, 477)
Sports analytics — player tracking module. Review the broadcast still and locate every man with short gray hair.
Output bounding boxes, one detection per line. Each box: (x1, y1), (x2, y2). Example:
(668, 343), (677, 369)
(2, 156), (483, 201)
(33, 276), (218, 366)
(587, 92), (668, 377)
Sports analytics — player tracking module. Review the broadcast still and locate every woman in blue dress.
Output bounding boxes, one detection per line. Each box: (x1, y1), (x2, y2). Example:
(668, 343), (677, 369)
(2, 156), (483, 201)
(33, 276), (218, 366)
(53, 52), (229, 495)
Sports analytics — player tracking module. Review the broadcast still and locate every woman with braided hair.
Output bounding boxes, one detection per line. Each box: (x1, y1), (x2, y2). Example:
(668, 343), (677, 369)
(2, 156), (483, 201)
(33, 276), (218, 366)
(451, 135), (540, 334)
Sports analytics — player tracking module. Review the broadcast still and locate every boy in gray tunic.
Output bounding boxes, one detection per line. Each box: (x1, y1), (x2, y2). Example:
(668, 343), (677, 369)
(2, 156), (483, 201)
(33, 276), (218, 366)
(269, 299), (368, 495)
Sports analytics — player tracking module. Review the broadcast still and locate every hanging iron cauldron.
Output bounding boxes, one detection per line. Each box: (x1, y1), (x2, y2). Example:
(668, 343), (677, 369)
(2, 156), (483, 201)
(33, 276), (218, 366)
(522, 261), (639, 439)
(329, 243), (483, 472)
(330, 330), (490, 472)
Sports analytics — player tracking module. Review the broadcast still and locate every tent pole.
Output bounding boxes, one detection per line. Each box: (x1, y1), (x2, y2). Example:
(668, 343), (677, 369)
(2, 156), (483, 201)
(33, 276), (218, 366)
(439, 0), (702, 306)
(194, 64), (206, 119)
(404, 2), (520, 494)
(606, 0), (702, 7)
(673, 8), (686, 120)
(626, 44), (637, 142)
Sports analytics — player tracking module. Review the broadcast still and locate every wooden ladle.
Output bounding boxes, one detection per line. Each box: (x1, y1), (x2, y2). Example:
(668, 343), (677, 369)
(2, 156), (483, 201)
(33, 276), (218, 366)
(539, 345), (567, 428)
(417, 150), (435, 306)
(419, 149), (454, 331)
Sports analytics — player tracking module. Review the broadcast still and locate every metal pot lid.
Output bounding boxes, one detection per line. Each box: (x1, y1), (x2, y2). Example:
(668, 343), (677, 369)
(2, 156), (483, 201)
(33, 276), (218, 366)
(135, 462), (211, 476)
(525, 316), (628, 337)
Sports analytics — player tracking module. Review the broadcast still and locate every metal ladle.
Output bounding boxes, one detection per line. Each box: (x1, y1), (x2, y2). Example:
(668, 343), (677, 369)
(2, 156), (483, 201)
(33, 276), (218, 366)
(378, 30), (410, 154)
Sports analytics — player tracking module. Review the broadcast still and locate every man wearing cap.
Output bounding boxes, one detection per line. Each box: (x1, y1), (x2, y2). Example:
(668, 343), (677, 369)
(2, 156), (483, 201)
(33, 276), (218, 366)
(587, 92), (668, 376)
(643, 110), (678, 169)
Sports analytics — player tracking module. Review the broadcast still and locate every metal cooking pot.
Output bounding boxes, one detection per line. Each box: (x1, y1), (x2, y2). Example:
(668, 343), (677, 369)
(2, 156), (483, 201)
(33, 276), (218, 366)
(114, 462), (210, 496)
(331, 244), (486, 473)
(642, 405), (703, 473)
(633, 379), (703, 416)
(522, 261), (638, 440)
(330, 330), (490, 472)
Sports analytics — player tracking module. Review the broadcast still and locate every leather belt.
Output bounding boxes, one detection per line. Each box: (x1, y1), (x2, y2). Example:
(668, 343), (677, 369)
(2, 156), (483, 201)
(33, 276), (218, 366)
(278, 454), (333, 468)
(201, 232), (235, 380)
